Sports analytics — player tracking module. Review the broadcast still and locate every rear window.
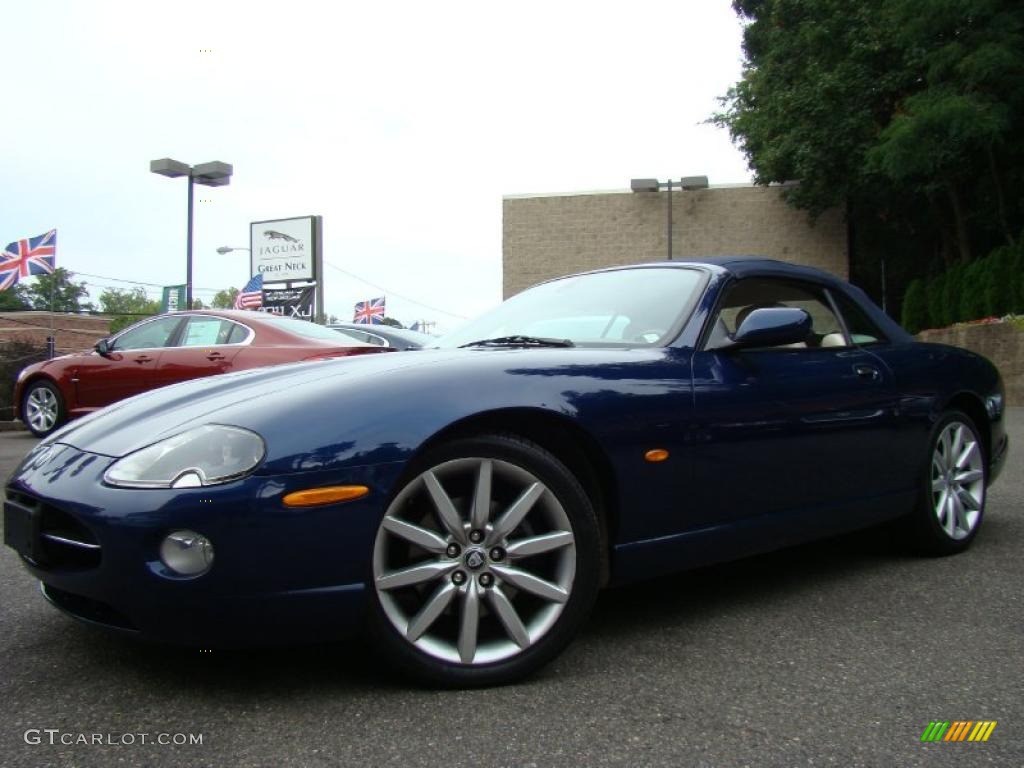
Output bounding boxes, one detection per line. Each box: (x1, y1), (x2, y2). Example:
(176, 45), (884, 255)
(263, 315), (365, 341)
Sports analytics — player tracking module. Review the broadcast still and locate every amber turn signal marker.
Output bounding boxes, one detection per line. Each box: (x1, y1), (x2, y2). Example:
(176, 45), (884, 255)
(644, 449), (670, 463)
(283, 486), (370, 507)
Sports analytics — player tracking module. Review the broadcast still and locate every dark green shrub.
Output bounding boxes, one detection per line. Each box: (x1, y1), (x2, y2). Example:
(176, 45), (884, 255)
(982, 247), (1015, 317)
(901, 279), (929, 333)
(1009, 240), (1024, 313)
(942, 263), (965, 325)
(927, 272), (947, 328)
(959, 260), (987, 321)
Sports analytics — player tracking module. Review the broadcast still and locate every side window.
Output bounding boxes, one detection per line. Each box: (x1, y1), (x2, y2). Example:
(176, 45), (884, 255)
(707, 278), (847, 350)
(178, 317), (249, 347)
(830, 290), (886, 345)
(226, 322), (249, 344)
(341, 330), (370, 344)
(113, 316), (182, 351)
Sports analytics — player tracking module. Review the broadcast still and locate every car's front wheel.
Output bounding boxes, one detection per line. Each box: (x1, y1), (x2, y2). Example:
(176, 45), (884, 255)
(909, 410), (987, 556)
(22, 380), (65, 437)
(368, 434), (600, 687)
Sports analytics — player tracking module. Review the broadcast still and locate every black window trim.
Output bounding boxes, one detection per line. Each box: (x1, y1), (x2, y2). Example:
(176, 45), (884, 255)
(699, 275), (855, 353)
(109, 315), (187, 353)
(173, 314), (256, 349)
(825, 287), (889, 347)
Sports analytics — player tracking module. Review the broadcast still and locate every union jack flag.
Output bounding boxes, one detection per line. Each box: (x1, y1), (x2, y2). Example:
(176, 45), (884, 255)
(354, 296), (385, 324)
(234, 273), (264, 309)
(0, 229), (57, 291)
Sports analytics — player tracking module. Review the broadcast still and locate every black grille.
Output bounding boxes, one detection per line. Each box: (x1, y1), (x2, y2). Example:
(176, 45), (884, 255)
(5, 489), (101, 569)
(42, 584), (136, 631)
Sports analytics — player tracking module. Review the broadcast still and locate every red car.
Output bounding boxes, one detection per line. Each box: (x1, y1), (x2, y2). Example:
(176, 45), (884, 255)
(15, 310), (389, 437)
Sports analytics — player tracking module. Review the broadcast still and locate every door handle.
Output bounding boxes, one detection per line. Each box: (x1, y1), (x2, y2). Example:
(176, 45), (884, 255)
(206, 353), (225, 361)
(854, 364), (880, 381)
(133, 356), (152, 364)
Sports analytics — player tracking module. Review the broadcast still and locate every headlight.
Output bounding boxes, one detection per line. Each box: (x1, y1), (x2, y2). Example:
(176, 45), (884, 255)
(104, 425), (265, 489)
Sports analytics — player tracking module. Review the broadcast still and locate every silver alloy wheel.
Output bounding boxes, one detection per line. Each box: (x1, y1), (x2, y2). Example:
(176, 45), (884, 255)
(26, 386), (59, 433)
(931, 420), (985, 540)
(373, 457), (576, 665)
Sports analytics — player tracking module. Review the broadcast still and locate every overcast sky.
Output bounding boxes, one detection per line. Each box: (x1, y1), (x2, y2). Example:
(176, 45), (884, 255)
(2, 0), (752, 332)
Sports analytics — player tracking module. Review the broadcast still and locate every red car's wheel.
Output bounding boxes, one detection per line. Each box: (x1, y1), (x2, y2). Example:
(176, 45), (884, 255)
(23, 380), (65, 437)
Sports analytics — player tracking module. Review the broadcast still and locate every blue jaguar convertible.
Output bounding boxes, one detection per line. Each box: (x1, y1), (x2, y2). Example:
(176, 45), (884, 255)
(4, 258), (1008, 686)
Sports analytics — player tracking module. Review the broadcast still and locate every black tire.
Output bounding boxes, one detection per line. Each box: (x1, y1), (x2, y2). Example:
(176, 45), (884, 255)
(906, 410), (987, 556)
(22, 380), (66, 438)
(366, 433), (601, 687)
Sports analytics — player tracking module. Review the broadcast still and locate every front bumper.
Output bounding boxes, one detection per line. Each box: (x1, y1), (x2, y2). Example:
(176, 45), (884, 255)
(5, 443), (403, 647)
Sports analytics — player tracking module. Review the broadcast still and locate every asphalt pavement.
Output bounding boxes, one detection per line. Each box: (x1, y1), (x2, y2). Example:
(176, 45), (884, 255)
(1, 413), (1021, 768)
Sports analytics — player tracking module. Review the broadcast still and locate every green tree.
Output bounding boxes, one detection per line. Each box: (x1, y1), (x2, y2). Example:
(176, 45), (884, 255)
(0, 286), (30, 310)
(714, 0), (1024, 278)
(381, 316), (404, 328)
(211, 288), (239, 309)
(13, 268), (93, 313)
(99, 287), (161, 333)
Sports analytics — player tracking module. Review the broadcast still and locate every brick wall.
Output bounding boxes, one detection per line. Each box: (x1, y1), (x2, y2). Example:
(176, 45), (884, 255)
(503, 184), (848, 298)
(0, 312), (111, 354)
(919, 324), (1024, 406)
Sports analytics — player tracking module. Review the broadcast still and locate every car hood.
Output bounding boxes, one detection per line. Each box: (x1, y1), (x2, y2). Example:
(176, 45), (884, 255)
(46, 344), (674, 469)
(48, 349), (459, 457)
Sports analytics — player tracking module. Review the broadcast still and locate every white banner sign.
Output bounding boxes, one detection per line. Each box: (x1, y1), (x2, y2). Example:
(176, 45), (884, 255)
(249, 216), (318, 283)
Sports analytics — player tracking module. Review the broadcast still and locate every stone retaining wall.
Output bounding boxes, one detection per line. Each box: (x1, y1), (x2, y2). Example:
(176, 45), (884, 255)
(0, 312), (111, 354)
(918, 323), (1024, 406)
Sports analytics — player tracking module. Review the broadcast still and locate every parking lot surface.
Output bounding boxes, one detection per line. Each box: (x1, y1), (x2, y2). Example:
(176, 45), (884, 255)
(1, 412), (1021, 767)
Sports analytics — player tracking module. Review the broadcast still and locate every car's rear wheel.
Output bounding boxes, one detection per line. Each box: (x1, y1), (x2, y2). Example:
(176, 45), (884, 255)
(23, 380), (65, 437)
(367, 434), (600, 687)
(909, 410), (987, 555)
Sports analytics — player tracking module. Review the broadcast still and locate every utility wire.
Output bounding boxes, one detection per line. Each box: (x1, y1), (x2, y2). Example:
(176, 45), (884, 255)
(73, 271), (221, 293)
(323, 261), (469, 320)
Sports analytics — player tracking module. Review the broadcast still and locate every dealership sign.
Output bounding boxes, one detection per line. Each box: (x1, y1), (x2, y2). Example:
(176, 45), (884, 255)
(261, 286), (315, 319)
(249, 216), (322, 284)
(161, 284), (186, 312)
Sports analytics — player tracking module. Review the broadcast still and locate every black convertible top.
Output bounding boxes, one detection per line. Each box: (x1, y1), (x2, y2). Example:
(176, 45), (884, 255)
(591, 257), (915, 344)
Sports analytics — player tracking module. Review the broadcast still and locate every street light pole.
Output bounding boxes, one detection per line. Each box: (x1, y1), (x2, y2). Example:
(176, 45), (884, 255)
(666, 179), (673, 262)
(151, 158), (233, 309)
(631, 176), (709, 261)
(186, 174), (194, 308)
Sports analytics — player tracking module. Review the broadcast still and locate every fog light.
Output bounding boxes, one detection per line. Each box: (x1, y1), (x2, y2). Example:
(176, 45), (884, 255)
(160, 530), (214, 576)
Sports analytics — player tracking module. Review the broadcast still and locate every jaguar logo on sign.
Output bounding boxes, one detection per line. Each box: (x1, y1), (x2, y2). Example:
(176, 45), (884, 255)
(262, 230), (298, 243)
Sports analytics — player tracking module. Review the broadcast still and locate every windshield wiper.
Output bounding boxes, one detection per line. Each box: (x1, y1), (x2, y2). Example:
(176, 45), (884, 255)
(459, 335), (575, 348)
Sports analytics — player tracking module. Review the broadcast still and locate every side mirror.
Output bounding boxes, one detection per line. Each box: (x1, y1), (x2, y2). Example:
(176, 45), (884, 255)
(95, 338), (111, 357)
(728, 307), (812, 350)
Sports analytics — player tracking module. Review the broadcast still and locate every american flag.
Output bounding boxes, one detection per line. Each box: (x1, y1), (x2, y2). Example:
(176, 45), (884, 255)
(234, 273), (264, 309)
(0, 229), (57, 291)
(354, 296), (386, 324)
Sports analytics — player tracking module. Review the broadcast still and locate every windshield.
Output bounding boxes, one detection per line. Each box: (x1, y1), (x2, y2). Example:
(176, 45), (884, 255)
(435, 267), (705, 348)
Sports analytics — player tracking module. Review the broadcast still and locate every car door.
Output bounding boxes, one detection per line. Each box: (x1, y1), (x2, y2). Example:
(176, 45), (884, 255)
(151, 315), (249, 390)
(688, 276), (900, 530)
(73, 315), (185, 408)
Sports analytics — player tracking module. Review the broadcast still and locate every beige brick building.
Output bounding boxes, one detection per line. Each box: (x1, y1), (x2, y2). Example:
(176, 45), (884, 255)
(503, 184), (847, 298)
